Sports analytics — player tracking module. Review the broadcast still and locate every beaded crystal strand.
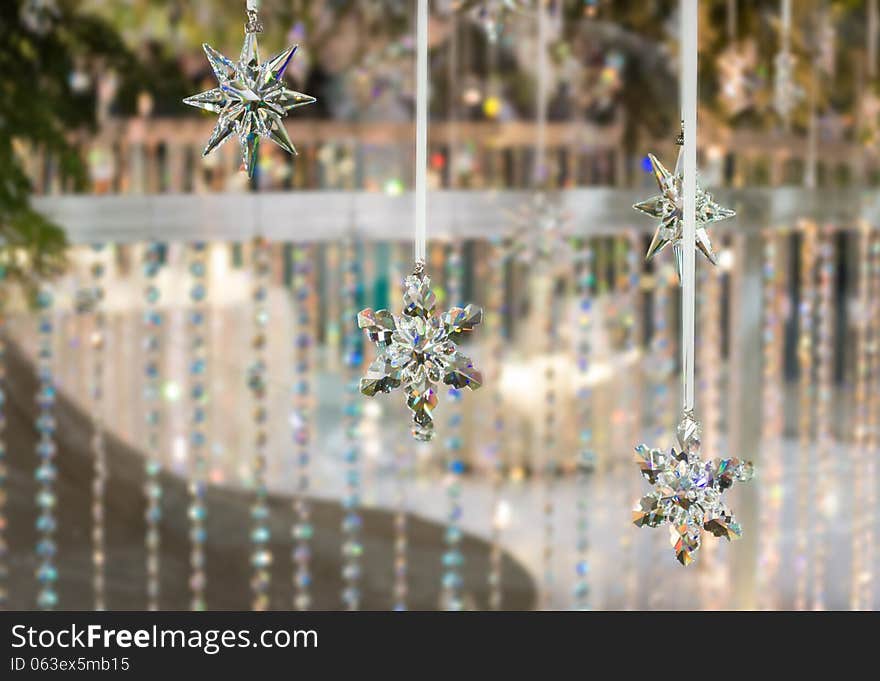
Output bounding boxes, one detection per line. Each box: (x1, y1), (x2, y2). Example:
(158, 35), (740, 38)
(486, 238), (508, 611)
(0, 286), (6, 610)
(441, 243), (466, 611)
(249, 237), (273, 611)
(811, 229), (835, 610)
(341, 239), (364, 610)
(187, 243), (209, 611)
(573, 238), (594, 611)
(794, 223), (816, 610)
(143, 241), (164, 610)
(291, 244), (315, 611)
(35, 287), (58, 610)
(757, 230), (786, 610)
(89, 245), (108, 610)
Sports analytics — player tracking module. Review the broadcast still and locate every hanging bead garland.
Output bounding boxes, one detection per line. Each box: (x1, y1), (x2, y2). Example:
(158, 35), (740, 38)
(486, 238), (508, 611)
(89, 245), (107, 610)
(291, 244), (315, 611)
(865, 233), (880, 609)
(697, 254), (722, 461)
(0, 283), (8, 609)
(810, 228), (834, 610)
(391, 244), (410, 612)
(341, 239), (364, 610)
(618, 234), (642, 609)
(249, 236), (272, 611)
(538, 263), (559, 611)
(757, 230), (786, 610)
(392, 430), (409, 612)
(649, 266), (674, 444)
(187, 242), (209, 611)
(35, 286), (58, 610)
(850, 227), (871, 610)
(573, 237), (594, 611)
(695, 248), (728, 609)
(441, 242), (466, 611)
(794, 222), (816, 610)
(773, 0), (803, 127)
(143, 241), (164, 611)
(855, 230), (880, 609)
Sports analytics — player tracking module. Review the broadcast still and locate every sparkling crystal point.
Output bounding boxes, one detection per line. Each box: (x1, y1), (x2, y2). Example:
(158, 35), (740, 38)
(263, 45), (297, 84)
(671, 526), (700, 566)
(203, 43), (237, 82)
(182, 87), (228, 113)
(675, 412), (701, 455)
(403, 274), (437, 318)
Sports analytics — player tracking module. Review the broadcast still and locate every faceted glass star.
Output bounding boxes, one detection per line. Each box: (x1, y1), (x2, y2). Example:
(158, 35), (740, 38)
(183, 31), (316, 177)
(358, 273), (483, 441)
(633, 147), (735, 280)
(632, 418), (754, 566)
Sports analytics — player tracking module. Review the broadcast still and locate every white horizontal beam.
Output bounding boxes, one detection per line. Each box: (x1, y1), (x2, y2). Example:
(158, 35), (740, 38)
(33, 189), (876, 244)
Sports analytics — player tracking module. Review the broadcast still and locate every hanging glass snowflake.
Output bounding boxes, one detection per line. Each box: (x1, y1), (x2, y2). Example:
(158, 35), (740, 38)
(455, 0), (522, 43)
(716, 40), (758, 116)
(632, 416), (754, 566)
(21, 0), (59, 34)
(773, 50), (803, 125)
(633, 146), (735, 280)
(509, 193), (572, 268)
(183, 27), (316, 177)
(358, 271), (483, 441)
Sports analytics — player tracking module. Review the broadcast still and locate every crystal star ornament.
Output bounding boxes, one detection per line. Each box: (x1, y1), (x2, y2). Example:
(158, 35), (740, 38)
(632, 414), (754, 566)
(358, 272), (483, 441)
(183, 30), (316, 177)
(633, 147), (735, 280)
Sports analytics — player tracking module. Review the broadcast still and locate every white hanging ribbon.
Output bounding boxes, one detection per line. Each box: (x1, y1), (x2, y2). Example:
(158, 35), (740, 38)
(534, 2), (548, 186)
(414, 0), (429, 265)
(726, 0), (737, 42)
(869, 0), (878, 80)
(781, 0), (791, 54)
(681, 0), (698, 415)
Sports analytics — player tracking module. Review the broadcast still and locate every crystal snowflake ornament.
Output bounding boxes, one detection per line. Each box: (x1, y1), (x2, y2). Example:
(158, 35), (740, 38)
(716, 41), (758, 116)
(454, 0), (522, 43)
(632, 414), (754, 566)
(357, 270), (483, 442)
(508, 193), (572, 269)
(773, 50), (803, 125)
(633, 146), (735, 281)
(183, 24), (315, 177)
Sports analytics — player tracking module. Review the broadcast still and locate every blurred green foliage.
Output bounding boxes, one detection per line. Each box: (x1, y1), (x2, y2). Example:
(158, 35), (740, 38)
(0, 0), (175, 300)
